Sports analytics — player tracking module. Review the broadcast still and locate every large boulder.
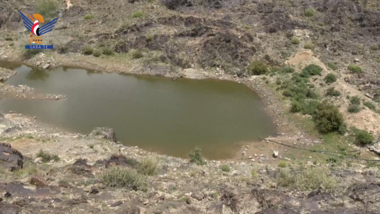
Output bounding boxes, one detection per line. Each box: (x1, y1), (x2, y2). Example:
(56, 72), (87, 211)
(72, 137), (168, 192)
(89, 127), (117, 142)
(0, 143), (23, 171)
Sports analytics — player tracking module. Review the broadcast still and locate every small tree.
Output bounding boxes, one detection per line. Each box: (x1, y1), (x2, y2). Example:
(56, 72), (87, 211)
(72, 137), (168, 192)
(247, 61), (269, 75)
(189, 147), (206, 165)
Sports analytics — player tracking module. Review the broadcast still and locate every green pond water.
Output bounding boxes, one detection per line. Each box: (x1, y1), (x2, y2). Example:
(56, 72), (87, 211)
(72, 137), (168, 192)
(0, 61), (276, 159)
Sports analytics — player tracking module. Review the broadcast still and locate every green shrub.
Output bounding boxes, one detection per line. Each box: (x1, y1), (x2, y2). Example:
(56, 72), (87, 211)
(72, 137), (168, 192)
(132, 11), (144, 18)
(5, 36), (13, 41)
(101, 167), (147, 191)
(189, 147), (206, 165)
(313, 102), (345, 134)
(348, 64), (362, 73)
(355, 130), (374, 145)
(370, 44), (378, 51)
(304, 8), (315, 17)
(102, 48), (114, 56)
(37, 149), (60, 162)
(290, 101), (302, 113)
(291, 37), (300, 45)
(132, 50), (144, 59)
(36, 0), (58, 18)
(137, 157), (159, 176)
(278, 161), (287, 168)
(304, 42), (315, 50)
(276, 78), (282, 85)
(326, 62), (338, 70)
(324, 73), (337, 84)
(220, 164), (230, 172)
(247, 61), (269, 75)
(348, 104), (361, 113)
(291, 100), (320, 115)
(326, 87), (341, 97)
(282, 66), (295, 73)
(82, 46), (93, 55)
(93, 50), (101, 57)
(364, 101), (377, 111)
(350, 96), (361, 105)
(84, 14), (93, 20)
(301, 64), (322, 77)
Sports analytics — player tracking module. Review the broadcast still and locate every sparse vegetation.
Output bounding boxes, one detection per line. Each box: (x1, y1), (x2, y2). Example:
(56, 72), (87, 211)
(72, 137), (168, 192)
(348, 104), (361, 113)
(370, 44), (379, 51)
(36, 149), (60, 162)
(220, 164), (231, 172)
(189, 147), (206, 165)
(350, 96), (361, 105)
(247, 61), (269, 75)
(132, 12), (144, 18)
(36, 0), (58, 18)
(304, 42), (315, 50)
(101, 167), (147, 191)
(313, 102), (346, 134)
(304, 8), (315, 17)
(291, 37), (300, 45)
(102, 48), (114, 56)
(355, 130), (374, 145)
(324, 73), (337, 84)
(137, 157), (159, 176)
(82, 46), (94, 55)
(278, 161), (287, 168)
(84, 14), (93, 20)
(326, 62), (338, 70)
(5, 36), (13, 41)
(348, 64), (363, 73)
(282, 66), (295, 73)
(326, 87), (341, 97)
(132, 50), (144, 59)
(364, 101), (377, 111)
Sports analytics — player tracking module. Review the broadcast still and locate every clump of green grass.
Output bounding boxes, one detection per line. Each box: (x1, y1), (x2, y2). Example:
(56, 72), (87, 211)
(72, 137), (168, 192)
(324, 73), (337, 84)
(82, 46), (93, 55)
(84, 14), (93, 20)
(348, 64), (363, 73)
(304, 42), (315, 50)
(326, 87), (341, 97)
(37, 149), (60, 162)
(364, 101), (377, 111)
(291, 37), (300, 45)
(247, 61), (269, 75)
(326, 62), (338, 70)
(370, 44), (378, 51)
(132, 11), (144, 18)
(101, 167), (147, 191)
(220, 164), (230, 172)
(277, 166), (337, 191)
(350, 96), (361, 105)
(92, 50), (101, 57)
(348, 104), (361, 113)
(137, 157), (159, 176)
(189, 147), (206, 165)
(102, 48), (114, 56)
(132, 50), (144, 59)
(36, 0), (58, 18)
(278, 161), (287, 168)
(355, 129), (374, 146)
(304, 8), (315, 17)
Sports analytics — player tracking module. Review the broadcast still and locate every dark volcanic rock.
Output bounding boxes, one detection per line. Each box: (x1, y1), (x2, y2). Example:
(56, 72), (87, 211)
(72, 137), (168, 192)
(90, 127), (117, 142)
(0, 143), (23, 171)
(0, 203), (21, 214)
(30, 176), (48, 188)
(105, 155), (135, 168)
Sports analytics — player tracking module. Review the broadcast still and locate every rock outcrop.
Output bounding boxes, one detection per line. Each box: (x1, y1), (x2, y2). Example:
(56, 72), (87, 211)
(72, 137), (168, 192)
(0, 143), (23, 171)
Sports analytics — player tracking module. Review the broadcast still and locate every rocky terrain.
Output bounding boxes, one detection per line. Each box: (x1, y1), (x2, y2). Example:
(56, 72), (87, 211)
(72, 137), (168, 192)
(1, 0), (380, 213)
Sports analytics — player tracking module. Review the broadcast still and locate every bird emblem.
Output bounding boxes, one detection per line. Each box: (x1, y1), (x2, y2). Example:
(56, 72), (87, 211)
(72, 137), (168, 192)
(20, 12), (58, 37)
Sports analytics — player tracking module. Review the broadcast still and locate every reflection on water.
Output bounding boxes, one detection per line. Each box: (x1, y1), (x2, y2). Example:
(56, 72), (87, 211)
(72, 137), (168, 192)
(0, 61), (277, 159)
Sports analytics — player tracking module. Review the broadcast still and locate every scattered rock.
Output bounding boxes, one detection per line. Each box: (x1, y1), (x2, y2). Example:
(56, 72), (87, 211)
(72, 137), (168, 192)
(191, 192), (205, 201)
(33, 157), (42, 164)
(272, 151), (279, 158)
(354, 58), (360, 62)
(110, 201), (123, 207)
(90, 127), (117, 142)
(90, 186), (99, 194)
(186, 197), (192, 204)
(0, 143), (23, 171)
(30, 176), (48, 187)
(4, 191), (12, 198)
(42, 64), (50, 69)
